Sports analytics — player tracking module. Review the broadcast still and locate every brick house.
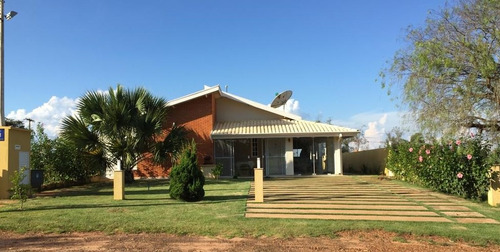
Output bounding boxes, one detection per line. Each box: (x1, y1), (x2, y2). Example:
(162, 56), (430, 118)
(134, 85), (358, 178)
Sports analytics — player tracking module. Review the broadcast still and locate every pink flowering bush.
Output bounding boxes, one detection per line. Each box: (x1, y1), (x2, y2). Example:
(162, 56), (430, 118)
(386, 134), (493, 200)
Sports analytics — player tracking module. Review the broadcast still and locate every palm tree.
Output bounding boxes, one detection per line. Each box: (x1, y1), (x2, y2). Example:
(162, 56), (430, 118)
(61, 85), (186, 183)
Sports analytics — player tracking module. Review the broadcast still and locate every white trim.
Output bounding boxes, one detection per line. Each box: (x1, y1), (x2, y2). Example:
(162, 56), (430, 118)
(167, 85), (221, 107)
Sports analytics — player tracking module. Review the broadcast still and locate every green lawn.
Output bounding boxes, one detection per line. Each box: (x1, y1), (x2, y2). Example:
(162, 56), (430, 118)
(1, 178), (500, 245)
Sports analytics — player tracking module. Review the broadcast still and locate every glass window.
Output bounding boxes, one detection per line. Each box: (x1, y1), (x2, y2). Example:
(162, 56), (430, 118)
(251, 138), (258, 157)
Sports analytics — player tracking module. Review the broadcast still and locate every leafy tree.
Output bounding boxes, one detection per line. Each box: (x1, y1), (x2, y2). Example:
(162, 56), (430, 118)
(384, 126), (407, 148)
(381, 0), (500, 139)
(410, 133), (425, 145)
(61, 85), (186, 183)
(342, 126), (369, 152)
(5, 118), (25, 129)
(31, 123), (102, 185)
(169, 139), (205, 201)
(30, 123), (53, 173)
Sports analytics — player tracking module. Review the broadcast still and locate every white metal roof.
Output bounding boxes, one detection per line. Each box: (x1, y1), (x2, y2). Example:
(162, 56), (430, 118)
(211, 119), (359, 139)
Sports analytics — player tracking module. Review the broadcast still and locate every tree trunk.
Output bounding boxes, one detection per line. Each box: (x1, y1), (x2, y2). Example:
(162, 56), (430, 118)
(124, 169), (135, 184)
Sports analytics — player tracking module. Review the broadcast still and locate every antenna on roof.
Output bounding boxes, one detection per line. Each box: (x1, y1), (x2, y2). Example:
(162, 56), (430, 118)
(270, 90), (292, 109)
(225, 85), (228, 92)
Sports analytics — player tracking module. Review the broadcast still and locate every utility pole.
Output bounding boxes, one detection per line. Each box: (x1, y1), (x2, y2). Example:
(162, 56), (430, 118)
(0, 1), (17, 126)
(0, 0), (5, 126)
(25, 118), (33, 130)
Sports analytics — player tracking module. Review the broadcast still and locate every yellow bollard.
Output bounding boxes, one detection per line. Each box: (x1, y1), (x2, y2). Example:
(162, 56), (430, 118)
(488, 166), (500, 207)
(254, 168), (263, 202)
(114, 170), (125, 200)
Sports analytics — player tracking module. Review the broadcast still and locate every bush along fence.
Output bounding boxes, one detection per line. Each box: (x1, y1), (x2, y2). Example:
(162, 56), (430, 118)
(386, 134), (498, 201)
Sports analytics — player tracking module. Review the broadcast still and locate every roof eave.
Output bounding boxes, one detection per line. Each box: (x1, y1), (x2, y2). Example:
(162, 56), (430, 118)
(167, 85), (221, 107)
(211, 132), (359, 140)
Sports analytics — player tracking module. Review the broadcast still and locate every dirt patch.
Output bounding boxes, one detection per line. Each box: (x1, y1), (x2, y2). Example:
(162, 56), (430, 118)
(1, 230), (498, 251)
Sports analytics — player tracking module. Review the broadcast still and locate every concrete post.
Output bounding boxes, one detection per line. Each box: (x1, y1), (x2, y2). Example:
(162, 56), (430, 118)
(254, 157), (263, 202)
(113, 170), (125, 200)
(254, 168), (263, 202)
(488, 165), (500, 207)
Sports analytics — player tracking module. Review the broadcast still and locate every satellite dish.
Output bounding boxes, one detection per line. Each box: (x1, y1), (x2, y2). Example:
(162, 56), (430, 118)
(271, 90), (292, 108)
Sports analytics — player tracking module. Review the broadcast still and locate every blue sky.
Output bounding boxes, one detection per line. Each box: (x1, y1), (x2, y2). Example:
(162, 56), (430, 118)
(5, 0), (449, 147)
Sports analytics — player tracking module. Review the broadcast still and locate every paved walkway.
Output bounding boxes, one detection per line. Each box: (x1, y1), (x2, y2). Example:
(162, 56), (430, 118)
(246, 176), (499, 223)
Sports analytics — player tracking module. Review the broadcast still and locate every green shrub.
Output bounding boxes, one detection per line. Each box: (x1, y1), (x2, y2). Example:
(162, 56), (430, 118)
(386, 134), (493, 200)
(212, 163), (223, 179)
(10, 167), (32, 210)
(169, 139), (205, 201)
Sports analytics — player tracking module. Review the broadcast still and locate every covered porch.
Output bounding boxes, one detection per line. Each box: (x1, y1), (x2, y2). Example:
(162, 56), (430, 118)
(211, 119), (358, 177)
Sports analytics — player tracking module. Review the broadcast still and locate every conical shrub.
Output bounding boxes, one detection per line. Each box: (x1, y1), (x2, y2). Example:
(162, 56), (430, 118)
(169, 139), (205, 201)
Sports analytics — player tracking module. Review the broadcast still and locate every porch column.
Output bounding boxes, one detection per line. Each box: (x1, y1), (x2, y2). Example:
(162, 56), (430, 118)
(334, 135), (343, 175)
(285, 137), (294, 175)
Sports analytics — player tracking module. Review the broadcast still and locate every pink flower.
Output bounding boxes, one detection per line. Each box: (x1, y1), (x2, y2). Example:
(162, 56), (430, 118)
(418, 156), (423, 162)
(457, 172), (463, 179)
(425, 149), (431, 155)
(409, 148), (413, 152)
(467, 154), (472, 160)
(456, 140), (461, 145)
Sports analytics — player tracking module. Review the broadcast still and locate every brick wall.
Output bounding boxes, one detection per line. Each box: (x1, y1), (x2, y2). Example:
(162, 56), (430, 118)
(135, 94), (215, 178)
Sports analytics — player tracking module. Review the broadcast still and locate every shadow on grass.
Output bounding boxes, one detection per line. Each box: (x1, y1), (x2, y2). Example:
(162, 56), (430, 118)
(205, 179), (252, 184)
(125, 189), (169, 195)
(3, 192), (248, 213)
(203, 195), (249, 202)
(0, 201), (183, 212)
(36, 179), (247, 197)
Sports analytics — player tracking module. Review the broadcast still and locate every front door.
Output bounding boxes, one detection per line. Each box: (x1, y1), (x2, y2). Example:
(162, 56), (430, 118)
(265, 138), (286, 176)
(313, 138), (327, 175)
(293, 137), (333, 175)
(214, 140), (234, 177)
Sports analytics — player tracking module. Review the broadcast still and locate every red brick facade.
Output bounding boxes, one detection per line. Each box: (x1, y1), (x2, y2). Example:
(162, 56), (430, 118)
(135, 94), (215, 178)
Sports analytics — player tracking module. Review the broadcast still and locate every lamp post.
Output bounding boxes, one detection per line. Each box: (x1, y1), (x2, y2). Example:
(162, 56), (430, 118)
(0, 1), (17, 126)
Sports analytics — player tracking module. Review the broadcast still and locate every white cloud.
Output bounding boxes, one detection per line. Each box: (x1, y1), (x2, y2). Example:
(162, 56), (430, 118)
(333, 111), (415, 150)
(364, 121), (382, 148)
(378, 113), (388, 125)
(7, 96), (78, 138)
(283, 98), (300, 115)
(270, 98), (300, 115)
